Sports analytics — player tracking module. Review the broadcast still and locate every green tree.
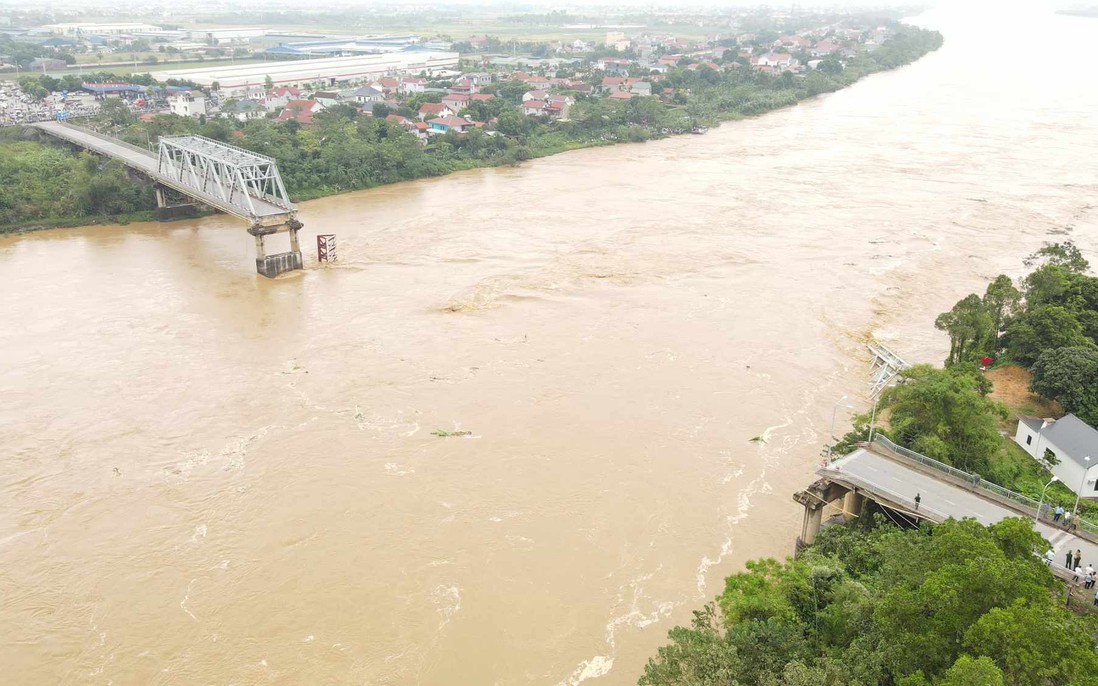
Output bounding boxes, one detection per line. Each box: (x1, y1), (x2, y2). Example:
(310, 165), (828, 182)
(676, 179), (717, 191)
(1004, 305), (1092, 366)
(264, 74), (274, 91)
(938, 655), (1004, 686)
(935, 294), (994, 365)
(963, 599), (1098, 685)
(1030, 346), (1098, 423)
(97, 97), (137, 127)
(885, 365), (1006, 474)
(982, 275), (1021, 340)
(1024, 240), (1089, 274)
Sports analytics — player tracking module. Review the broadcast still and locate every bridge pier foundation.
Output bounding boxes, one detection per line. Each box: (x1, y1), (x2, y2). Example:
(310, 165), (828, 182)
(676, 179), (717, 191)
(154, 185), (198, 222)
(250, 218), (304, 278)
(842, 490), (864, 521)
(801, 504), (824, 546)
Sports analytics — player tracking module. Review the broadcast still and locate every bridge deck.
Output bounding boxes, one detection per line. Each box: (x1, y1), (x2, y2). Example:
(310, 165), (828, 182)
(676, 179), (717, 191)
(32, 121), (293, 223)
(828, 448), (1098, 574)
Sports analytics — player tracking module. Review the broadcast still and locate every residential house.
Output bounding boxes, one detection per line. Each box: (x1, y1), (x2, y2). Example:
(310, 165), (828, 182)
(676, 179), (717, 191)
(449, 79), (476, 94)
(607, 91), (635, 100)
(776, 35), (810, 50)
(601, 77), (626, 93)
(372, 77), (400, 94)
(523, 89), (548, 102)
(349, 85), (384, 104)
(630, 81), (652, 97)
(427, 115), (474, 133)
(1015, 414), (1098, 497)
(596, 57), (630, 75)
(310, 90), (341, 108)
(521, 100), (547, 116)
(469, 93), (495, 102)
(441, 93), (470, 112)
(754, 53), (798, 71)
(524, 75), (552, 91)
(811, 41), (841, 57)
(464, 72), (493, 87)
(385, 113), (428, 140)
(276, 99), (324, 124)
(418, 102), (454, 120)
(169, 90), (206, 118)
(399, 77), (427, 95)
(545, 94), (574, 119)
(264, 86), (300, 112)
(222, 97), (265, 122)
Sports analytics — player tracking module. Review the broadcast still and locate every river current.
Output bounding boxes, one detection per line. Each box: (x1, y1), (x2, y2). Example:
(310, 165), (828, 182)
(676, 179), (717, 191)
(2, 3), (1097, 684)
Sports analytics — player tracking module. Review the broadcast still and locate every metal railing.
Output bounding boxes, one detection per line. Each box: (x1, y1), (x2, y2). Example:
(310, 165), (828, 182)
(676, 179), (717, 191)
(868, 435), (1098, 536)
(47, 121), (155, 159)
(819, 467), (948, 521)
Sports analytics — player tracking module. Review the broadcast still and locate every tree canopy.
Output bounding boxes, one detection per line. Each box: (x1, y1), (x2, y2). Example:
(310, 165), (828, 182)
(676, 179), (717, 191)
(641, 517), (1095, 686)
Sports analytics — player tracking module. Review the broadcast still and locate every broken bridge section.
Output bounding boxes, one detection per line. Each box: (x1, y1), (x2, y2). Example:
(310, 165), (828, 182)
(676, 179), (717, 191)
(33, 121), (303, 278)
(156, 134), (302, 278)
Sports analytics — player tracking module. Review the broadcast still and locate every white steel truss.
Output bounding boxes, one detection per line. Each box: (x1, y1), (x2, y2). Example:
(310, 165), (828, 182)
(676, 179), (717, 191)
(157, 135), (294, 221)
(868, 341), (909, 396)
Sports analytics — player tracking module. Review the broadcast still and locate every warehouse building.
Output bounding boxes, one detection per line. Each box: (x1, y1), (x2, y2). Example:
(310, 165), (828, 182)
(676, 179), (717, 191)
(149, 52), (459, 95)
(43, 22), (162, 36)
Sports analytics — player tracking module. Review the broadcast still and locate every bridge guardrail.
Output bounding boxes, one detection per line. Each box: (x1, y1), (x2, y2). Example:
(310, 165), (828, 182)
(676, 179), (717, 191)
(819, 467), (949, 521)
(869, 435), (1098, 536)
(40, 121), (155, 159)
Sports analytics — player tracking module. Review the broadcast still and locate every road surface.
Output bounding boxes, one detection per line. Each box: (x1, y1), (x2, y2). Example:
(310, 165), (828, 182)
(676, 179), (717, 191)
(831, 448), (1098, 573)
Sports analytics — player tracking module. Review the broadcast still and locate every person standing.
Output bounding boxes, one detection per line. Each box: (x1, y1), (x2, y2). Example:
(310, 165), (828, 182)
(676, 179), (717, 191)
(1064, 511), (1073, 529)
(914, 493), (921, 511)
(1093, 587), (1098, 607)
(1074, 565), (1082, 582)
(1067, 550), (1075, 568)
(1074, 549), (1082, 570)
(1055, 505), (1065, 522)
(1046, 550), (1055, 566)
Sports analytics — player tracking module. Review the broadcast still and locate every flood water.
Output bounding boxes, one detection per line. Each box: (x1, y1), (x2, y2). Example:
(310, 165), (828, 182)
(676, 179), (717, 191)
(2, 3), (1097, 684)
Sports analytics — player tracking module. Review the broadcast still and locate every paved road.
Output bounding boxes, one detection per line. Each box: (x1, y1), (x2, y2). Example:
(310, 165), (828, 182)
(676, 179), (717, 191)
(31, 121), (292, 221)
(830, 448), (1098, 575)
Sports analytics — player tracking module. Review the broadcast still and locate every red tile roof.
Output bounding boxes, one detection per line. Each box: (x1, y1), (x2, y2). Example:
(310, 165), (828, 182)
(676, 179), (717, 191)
(429, 116), (473, 127)
(419, 102), (451, 114)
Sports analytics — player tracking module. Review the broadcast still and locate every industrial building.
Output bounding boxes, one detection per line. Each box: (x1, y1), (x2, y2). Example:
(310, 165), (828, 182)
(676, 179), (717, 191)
(189, 28), (268, 44)
(262, 35), (424, 57)
(149, 52), (459, 95)
(43, 23), (162, 36)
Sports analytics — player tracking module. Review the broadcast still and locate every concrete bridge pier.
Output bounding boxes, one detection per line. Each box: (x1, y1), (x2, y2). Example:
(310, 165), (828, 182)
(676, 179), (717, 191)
(793, 478), (854, 553)
(250, 217), (304, 278)
(154, 185), (198, 221)
(842, 490), (865, 521)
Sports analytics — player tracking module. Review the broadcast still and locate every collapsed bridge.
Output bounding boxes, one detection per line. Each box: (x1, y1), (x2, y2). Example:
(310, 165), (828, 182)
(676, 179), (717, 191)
(32, 120), (303, 278)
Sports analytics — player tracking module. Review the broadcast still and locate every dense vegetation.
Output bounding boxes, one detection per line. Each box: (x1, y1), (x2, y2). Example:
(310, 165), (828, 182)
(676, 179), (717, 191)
(2, 24), (942, 231)
(935, 242), (1098, 425)
(0, 128), (155, 229)
(642, 516), (1098, 686)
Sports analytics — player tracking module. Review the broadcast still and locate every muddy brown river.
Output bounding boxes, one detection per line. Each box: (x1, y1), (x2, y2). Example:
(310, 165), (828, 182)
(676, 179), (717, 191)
(2, 4), (1097, 684)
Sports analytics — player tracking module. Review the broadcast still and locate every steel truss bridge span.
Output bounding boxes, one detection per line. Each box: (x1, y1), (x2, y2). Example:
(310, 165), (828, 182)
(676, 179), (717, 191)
(32, 120), (303, 276)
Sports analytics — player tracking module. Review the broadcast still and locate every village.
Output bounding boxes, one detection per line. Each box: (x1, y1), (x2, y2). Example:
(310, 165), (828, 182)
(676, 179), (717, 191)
(2, 19), (898, 135)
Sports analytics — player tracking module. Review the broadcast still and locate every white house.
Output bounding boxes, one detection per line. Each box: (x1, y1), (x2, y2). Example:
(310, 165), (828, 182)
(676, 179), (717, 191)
(169, 91), (207, 118)
(1015, 414), (1098, 497)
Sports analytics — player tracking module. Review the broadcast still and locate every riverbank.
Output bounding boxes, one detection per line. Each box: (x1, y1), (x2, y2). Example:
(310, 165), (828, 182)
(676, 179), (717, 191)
(1, 23), (943, 234)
